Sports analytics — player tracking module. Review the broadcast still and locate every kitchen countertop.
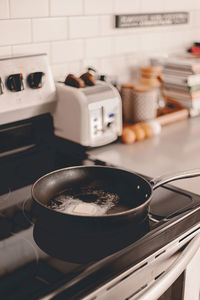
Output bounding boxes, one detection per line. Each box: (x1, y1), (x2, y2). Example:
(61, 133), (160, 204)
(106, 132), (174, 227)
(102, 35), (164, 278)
(88, 117), (200, 195)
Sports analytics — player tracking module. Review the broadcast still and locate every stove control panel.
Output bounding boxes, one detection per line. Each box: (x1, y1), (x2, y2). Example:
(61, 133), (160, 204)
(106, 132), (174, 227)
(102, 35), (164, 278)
(6, 73), (24, 92)
(0, 54), (56, 125)
(27, 72), (44, 89)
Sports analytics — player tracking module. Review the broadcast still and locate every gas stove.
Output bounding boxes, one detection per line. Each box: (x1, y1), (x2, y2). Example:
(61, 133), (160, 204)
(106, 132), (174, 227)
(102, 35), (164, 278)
(1, 54), (200, 300)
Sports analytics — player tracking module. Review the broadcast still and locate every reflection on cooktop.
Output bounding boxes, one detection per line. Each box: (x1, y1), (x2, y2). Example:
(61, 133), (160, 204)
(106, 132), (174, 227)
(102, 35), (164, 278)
(150, 186), (193, 218)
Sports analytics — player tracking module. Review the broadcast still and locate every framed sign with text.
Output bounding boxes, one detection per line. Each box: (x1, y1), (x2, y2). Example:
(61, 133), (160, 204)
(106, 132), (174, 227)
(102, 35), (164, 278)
(115, 12), (189, 28)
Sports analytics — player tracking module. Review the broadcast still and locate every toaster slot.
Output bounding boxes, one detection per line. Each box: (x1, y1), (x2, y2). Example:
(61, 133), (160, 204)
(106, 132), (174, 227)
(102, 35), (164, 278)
(101, 106), (105, 132)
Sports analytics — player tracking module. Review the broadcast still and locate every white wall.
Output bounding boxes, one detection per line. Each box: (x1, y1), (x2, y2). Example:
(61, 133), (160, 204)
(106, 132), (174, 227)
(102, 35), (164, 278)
(0, 0), (200, 82)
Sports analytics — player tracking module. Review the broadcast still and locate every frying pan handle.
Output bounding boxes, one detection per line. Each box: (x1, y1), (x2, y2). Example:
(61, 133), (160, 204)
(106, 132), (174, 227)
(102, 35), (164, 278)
(150, 169), (200, 190)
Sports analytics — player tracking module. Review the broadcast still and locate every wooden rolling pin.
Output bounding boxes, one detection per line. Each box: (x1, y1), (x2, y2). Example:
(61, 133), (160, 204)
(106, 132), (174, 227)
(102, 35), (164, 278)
(156, 108), (189, 126)
(122, 108), (189, 144)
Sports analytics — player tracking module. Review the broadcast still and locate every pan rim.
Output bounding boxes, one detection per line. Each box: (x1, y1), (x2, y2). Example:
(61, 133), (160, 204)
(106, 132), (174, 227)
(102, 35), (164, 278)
(31, 165), (153, 219)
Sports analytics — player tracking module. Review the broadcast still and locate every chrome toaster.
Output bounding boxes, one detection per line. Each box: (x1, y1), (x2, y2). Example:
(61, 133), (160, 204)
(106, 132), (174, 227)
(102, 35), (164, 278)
(53, 81), (122, 147)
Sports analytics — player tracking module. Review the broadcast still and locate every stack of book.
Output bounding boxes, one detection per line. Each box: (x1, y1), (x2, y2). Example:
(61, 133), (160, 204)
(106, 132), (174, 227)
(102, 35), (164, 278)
(162, 57), (200, 116)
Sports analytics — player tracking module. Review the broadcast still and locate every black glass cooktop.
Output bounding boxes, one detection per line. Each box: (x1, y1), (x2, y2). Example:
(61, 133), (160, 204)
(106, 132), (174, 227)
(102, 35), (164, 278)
(1, 115), (200, 300)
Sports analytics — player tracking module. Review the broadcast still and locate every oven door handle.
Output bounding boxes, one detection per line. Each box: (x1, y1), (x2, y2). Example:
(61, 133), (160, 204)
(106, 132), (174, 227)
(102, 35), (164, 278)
(133, 232), (200, 300)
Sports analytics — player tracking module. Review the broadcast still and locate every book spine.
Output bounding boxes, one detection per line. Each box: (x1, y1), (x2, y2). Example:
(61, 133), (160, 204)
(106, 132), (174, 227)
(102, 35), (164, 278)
(163, 68), (194, 76)
(163, 60), (200, 73)
(189, 85), (200, 92)
(189, 108), (200, 117)
(165, 97), (200, 109)
(162, 74), (200, 86)
(163, 88), (200, 100)
(163, 83), (200, 93)
(187, 75), (200, 86)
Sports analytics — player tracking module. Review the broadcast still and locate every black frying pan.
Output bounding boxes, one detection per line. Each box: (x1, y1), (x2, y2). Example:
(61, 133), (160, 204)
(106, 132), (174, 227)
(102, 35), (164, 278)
(31, 166), (200, 236)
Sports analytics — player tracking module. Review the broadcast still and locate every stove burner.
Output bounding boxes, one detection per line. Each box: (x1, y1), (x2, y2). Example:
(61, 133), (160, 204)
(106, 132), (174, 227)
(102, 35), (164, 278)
(0, 197), (34, 240)
(0, 229), (39, 279)
(33, 217), (150, 264)
(0, 186), (11, 202)
(22, 198), (35, 226)
(0, 212), (13, 240)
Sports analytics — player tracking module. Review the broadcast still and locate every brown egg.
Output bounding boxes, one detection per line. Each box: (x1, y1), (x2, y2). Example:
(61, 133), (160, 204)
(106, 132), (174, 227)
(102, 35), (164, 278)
(130, 124), (140, 130)
(123, 124), (130, 129)
(122, 127), (136, 144)
(140, 122), (154, 138)
(129, 125), (145, 141)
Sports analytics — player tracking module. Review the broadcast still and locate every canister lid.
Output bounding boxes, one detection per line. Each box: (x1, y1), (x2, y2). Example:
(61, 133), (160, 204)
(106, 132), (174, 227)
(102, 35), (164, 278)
(140, 65), (163, 76)
(132, 83), (156, 93)
(121, 83), (135, 89)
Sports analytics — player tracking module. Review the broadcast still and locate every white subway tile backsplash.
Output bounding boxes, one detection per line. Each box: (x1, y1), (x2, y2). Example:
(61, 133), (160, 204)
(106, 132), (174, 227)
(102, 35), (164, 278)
(100, 57), (119, 75)
(188, 28), (200, 42)
(126, 53), (149, 79)
(32, 18), (67, 42)
(51, 63), (69, 81)
(100, 15), (149, 37)
(192, 0), (200, 9)
(114, 35), (140, 55)
(100, 55), (130, 82)
(84, 0), (113, 15)
(85, 37), (113, 58)
(52, 61), (82, 81)
(50, 0), (83, 16)
(0, 20), (31, 46)
(140, 0), (165, 13)
(163, 0), (189, 11)
(0, 0), (198, 83)
(0, 0), (9, 19)
(114, 0), (140, 14)
(12, 43), (50, 57)
(10, 0), (49, 18)
(52, 40), (84, 63)
(81, 58), (101, 73)
(0, 46), (11, 57)
(67, 60), (82, 74)
(184, 29), (199, 46)
(100, 15), (115, 36)
(184, 33), (194, 48)
(69, 16), (99, 38)
(163, 31), (186, 52)
(140, 31), (165, 52)
(190, 10), (200, 27)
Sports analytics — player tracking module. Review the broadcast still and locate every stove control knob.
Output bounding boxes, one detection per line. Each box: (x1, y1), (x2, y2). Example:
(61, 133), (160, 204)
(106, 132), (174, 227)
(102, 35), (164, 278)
(0, 77), (4, 95)
(6, 73), (24, 92)
(27, 72), (44, 89)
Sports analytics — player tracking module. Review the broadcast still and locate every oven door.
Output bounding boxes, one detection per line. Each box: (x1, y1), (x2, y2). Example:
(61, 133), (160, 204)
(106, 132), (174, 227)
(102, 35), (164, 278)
(133, 232), (200, 300)
(81, 229), (200, 300)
